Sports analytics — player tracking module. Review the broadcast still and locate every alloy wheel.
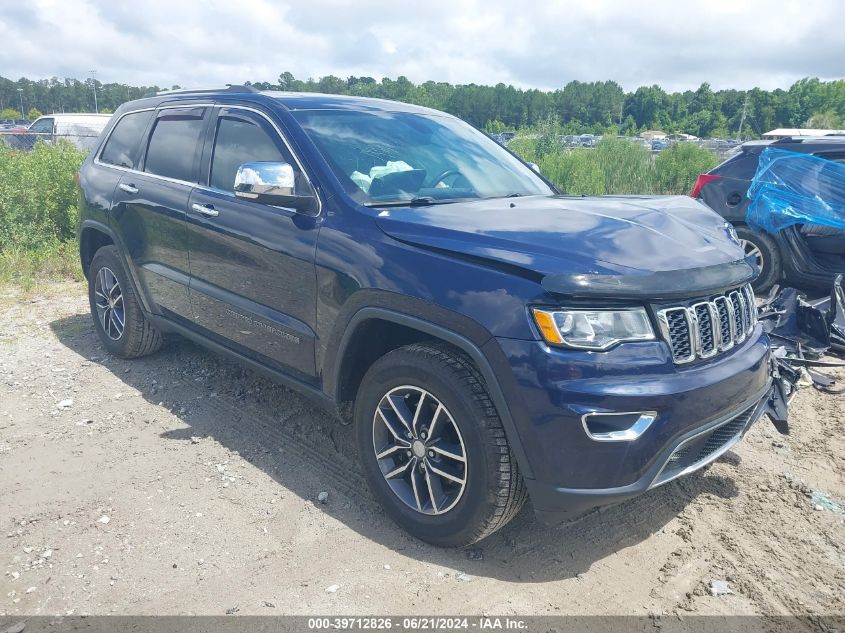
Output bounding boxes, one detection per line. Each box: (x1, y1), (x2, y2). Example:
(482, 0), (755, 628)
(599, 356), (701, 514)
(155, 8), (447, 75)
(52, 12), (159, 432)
(372, 385), (467, 515)
(739, 238), (764, 273)
(94, 266), (125, 340)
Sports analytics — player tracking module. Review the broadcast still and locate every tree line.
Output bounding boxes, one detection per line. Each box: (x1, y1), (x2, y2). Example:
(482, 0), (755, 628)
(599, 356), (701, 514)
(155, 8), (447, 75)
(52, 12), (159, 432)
(2, 73), (844, 138)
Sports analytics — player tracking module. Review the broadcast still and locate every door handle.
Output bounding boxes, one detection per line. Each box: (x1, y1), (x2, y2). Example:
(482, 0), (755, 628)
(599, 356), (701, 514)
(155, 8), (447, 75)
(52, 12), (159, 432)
(191, 203), (219, 217)
(118, 183), (138, 194)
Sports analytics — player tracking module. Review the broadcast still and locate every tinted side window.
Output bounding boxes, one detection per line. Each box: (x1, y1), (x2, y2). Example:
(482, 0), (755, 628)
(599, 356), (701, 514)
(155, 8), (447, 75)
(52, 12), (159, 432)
(144, 113), (206, 182)
(712, 151), (763, 180)
(29, 118), (54, 134)
(209, 117), (285, 191)
(100, 111), (154, 168)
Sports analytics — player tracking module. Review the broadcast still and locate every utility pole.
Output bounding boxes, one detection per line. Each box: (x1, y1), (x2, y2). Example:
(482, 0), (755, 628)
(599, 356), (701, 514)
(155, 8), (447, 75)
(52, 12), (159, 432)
(90, 70), (98, 113)
(737, 94), (749, 141)
(17, 88), (24, 119)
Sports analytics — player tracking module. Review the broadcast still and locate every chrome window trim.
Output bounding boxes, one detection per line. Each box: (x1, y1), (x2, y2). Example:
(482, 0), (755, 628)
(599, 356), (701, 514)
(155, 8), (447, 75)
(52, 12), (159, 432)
(93, 102), (322, 216)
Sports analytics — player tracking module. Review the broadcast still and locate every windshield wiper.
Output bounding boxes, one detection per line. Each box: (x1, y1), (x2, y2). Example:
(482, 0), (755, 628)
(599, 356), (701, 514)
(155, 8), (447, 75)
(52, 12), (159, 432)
(365, 196), (461, 208)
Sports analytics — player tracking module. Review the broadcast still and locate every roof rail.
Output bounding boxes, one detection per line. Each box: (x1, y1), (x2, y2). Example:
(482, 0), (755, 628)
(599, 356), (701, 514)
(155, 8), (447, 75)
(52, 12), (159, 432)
(773, 135), (845, 144)
(142, 84), (260, 98)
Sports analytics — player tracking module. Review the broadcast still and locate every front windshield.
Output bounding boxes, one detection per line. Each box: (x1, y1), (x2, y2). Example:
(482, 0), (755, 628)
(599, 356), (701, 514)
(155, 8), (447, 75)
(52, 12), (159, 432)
(291, 109), (554, 205)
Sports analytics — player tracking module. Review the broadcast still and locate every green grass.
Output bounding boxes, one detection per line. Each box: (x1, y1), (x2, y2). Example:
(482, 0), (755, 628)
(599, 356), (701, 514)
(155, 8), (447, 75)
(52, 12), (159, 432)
(509, 135), (720, 195)
(0, 238), (83, 290)
(0, 141), (86, 289)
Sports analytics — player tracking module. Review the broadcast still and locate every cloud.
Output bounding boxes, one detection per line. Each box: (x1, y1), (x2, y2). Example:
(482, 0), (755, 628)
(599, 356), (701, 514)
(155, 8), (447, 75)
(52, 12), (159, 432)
(1, 0), (843, 92)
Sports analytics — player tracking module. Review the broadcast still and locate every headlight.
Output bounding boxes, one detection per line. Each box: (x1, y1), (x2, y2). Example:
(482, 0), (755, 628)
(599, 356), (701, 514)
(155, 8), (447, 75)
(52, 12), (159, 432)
(532, 307), (655, 350)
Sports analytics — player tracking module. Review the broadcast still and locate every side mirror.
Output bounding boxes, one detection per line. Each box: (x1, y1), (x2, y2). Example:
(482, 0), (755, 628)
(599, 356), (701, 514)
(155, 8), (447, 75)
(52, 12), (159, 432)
(527, 162), (541, 173)
(234, 162), (318, 215)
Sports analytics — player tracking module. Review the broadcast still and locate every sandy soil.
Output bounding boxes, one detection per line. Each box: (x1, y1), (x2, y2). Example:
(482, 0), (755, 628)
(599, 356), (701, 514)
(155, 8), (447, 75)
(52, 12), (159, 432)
(0, 282), (843, 622)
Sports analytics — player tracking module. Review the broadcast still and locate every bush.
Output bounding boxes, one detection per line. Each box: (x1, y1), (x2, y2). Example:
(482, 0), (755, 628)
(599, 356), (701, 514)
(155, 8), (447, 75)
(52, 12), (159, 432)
(538, 149), (604, 195)
(0, 140), (86, 251)
(510, 135), (719, 196)
(654, 142), (720, 195)
(594, 137), (654, 194)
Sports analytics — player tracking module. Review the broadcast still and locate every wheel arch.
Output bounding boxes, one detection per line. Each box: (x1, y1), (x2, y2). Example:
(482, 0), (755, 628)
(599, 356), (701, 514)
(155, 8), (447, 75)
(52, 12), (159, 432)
(78, 219), (154, 314)
(331, 307), (534, 479)
(79, 221), (115, 279)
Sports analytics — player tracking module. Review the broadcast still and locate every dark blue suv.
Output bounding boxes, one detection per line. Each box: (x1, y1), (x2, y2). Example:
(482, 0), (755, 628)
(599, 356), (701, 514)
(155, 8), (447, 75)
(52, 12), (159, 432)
(77, 86), (772, 546)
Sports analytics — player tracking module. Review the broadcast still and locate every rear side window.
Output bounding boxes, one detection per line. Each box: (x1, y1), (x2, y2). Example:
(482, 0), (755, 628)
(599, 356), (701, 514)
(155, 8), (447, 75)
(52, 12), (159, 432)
(100, 111), (154, 169)
(209, 117), (286, 191)
(144, 111), (206, 183)
(712, 151), (762, 180)
(28, 118), (54, 134)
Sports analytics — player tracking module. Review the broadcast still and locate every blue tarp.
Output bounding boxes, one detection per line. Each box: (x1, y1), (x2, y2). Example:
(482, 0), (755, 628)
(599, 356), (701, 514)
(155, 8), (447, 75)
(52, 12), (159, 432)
(747, 147), (845, 234)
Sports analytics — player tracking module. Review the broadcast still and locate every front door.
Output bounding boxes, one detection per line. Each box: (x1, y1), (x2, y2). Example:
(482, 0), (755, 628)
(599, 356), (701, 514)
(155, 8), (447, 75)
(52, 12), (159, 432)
(186, 106), (320, 381)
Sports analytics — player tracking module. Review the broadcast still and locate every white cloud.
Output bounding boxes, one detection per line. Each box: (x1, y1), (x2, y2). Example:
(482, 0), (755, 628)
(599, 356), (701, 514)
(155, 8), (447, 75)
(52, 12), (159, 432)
(1, 0), (843, 91)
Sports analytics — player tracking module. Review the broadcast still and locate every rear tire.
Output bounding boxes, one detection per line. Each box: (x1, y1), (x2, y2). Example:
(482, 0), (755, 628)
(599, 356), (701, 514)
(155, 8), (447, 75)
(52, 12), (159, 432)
(354, 342), (527, 547)
(88, 246), (162, 359)
(735, 225), (781, 293)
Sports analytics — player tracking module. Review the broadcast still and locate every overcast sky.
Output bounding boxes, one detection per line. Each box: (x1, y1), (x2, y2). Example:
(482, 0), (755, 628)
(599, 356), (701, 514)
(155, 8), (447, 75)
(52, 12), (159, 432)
(2, 0), (844, 93)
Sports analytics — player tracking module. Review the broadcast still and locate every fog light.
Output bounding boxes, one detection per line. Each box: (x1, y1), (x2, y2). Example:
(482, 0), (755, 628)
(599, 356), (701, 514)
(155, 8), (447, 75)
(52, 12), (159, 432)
(581, 411), (657, 442)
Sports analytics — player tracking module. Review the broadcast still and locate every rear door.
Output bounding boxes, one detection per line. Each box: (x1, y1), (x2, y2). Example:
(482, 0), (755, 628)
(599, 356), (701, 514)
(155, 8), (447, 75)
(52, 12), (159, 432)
(110, 104), (210, 320)
(185, 105), (320, 380)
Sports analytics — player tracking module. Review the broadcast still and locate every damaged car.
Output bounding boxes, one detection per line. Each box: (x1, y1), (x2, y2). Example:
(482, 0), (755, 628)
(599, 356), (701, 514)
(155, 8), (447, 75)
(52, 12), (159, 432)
(76, 86), (773, 546)
(693, 136), (845, 293)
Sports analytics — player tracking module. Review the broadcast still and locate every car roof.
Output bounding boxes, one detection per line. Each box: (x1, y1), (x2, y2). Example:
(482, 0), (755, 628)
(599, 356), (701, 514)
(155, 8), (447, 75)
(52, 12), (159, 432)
(737, 136), (845, 155)
(260, 91), (443, 115)
(121, 86), (447, 117)
(37, 113), (111, 119)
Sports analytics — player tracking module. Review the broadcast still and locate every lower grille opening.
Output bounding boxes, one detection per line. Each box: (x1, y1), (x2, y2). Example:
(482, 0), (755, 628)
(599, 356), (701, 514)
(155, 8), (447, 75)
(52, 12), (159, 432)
(657, 405), (756, 484)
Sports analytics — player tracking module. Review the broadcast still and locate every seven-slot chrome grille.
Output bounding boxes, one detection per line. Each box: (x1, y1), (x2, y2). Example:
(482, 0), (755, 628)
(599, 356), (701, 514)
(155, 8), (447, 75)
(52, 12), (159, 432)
(656, 284), (756, 364)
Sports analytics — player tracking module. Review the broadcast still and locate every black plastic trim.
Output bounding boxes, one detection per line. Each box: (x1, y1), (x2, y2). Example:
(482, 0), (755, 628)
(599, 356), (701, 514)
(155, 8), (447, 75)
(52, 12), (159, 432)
(148, 314), (334, 409)
(78, 219), (155, 315)
(541, 257), (758, 300)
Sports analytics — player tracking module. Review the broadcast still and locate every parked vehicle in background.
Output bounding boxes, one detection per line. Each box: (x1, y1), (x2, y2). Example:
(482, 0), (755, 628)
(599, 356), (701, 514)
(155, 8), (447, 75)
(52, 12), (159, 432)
(693, 136), (845, 292)
(0, 118), (30, 130)
(579, 133), (597, 147)
(651, 139), (669, 151)
(1, 113), (111, 152)
(76, 86), (771, 546)
(488, 131), (515, 145)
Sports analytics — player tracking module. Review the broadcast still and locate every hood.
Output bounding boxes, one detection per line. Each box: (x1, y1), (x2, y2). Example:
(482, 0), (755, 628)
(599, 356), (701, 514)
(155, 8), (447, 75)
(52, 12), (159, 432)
(374, 194), (754, 299)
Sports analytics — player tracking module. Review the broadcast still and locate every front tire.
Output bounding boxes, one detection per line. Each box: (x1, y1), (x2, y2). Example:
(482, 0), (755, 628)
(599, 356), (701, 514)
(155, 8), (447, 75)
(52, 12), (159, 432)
(354, 343), (527, 547)
(735, 225), (781, 293)
(88, 246), (162, 358)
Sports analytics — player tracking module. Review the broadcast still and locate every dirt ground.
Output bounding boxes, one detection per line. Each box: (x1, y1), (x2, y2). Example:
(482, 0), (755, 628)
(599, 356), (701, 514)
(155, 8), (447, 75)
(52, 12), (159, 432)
(0, 282), (843, 622)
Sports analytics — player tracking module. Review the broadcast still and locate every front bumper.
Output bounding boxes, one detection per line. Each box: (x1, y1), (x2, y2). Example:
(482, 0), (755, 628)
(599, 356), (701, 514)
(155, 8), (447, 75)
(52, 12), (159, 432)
(530, 382), (770, 524)
(486, 326), (771, 521)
